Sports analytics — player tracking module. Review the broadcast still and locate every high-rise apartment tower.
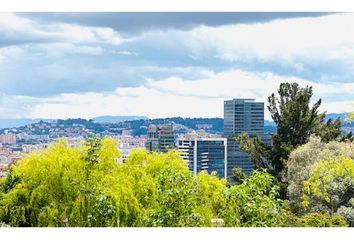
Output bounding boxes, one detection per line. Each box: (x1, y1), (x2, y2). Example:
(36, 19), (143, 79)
(145, 123), (175, 152)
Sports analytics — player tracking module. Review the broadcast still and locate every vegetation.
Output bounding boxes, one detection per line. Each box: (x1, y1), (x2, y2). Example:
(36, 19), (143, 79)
(0, 82), (352, 227)
(285, 212), (348, 227)
(0, 138), (288, 227)
(302, 156), (354, 226)
(286, 137), (354, 214)
(236, 83), (353, 226)
(285, 137), (354, 226)
(220, 170), (286, 227)
(238, 82), (344, 197)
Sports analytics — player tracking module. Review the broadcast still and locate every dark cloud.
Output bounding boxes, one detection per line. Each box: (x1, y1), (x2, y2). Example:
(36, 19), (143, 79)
(18, 12), (334, 35)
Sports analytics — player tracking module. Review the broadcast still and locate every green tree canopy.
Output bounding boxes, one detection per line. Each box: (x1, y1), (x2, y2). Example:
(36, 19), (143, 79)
(239, 82), (342, 198)
(286, 136), (354, 215)
(220, 170), (287, 227)
(302, 155), (354, 226)
(0, 137), (131, 227)
(0, 138), (292, 227)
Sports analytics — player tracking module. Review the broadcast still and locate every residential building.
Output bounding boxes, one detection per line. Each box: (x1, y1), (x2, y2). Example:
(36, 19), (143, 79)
(223, 98), (264, 176)
(145, 123), (175, 152)
(121, 129), (132, 137)
(0, 133), (16, 145)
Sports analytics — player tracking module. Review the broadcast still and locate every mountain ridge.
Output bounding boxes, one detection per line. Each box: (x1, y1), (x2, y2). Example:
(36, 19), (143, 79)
(0, 113), (351, 131)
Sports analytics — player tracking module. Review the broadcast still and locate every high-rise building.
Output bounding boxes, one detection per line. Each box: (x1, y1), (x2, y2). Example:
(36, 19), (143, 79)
(223, 98), (264, 176)
(178, 137), (227, 179)
(145, 123), (175, 152)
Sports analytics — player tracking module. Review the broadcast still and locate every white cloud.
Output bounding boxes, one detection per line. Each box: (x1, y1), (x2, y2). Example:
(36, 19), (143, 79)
(0, 94), (41, 118)
(182, 13), (354, 63)
(112, 50), (138, 56)
(146, 70), (354, 98)
(27, 69), (354, 120)
(0, 13), (127, 46)
(0, 46), (26, 62)
(93, 28), (126, 45)
(319, 101), (354, 114)
(32, 43), (104, 57)
(0, 13), (34, 31)
(1, 13), (353, 120)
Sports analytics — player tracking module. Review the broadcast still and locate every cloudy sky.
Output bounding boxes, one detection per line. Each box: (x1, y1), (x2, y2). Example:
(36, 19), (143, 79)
(0, 12), (353, 120)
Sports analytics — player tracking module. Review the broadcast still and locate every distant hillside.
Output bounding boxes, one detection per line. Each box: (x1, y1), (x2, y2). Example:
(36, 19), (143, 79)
(0, 113), (352, 136)
(92, 115), (148, 123)
(117, 117), (224, 136)
(121, 117), (277, 135)
(0, 118), (51, 129)
(324, 113), (348, 122)
(0, 116), (148, 129)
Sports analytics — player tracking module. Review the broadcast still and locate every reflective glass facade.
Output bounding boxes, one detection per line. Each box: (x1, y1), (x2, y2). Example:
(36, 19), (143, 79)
(223, 98), (264, 176)
(178, 138), (227, 179)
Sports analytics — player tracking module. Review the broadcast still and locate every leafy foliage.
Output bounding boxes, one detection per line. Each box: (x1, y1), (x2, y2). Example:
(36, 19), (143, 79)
(220, 170), (287, 227)
(145, 168), (207, 227)
(0, 138), (290, 227)
(285, 212), (348, 227)
(231, 167), (247, 185)
(302, 155), (354, 226)
(239, 82), (342, 198)
(196, 172), (227, 220)
(0, 137), (135, 227)
(286, 136), (354, 215)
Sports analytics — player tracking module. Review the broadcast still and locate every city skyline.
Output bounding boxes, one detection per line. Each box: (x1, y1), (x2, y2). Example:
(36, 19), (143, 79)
(0, 12), (353, 120)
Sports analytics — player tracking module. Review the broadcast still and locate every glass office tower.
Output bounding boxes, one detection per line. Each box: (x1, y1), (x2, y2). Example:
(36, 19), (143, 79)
(178, 137), (227, 179)
(223, 98), (264, 176)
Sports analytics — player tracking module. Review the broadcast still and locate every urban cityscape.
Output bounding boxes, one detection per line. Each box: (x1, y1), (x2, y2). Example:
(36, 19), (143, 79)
(1, 98), (352, 180)
(0, 12), (353, 230)
(0, 98), (267, 179)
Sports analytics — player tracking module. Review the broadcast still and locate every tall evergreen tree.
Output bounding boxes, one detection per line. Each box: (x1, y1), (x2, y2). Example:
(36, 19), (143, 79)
(239, 82), (342, 198)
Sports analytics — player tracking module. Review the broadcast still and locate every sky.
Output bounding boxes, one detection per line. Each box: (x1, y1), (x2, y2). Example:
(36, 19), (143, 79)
(0, 12), (353, 120)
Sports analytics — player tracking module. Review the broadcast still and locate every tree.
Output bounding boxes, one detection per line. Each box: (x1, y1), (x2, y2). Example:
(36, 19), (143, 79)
(286, 136), (354, 215)
(122, 149), (213, 227)
(0, 137), (143, 227)
(231, 167), (247, 185)
(0, 138), (290, 227)
(302, 156), (354, 226)
(220, 170), (287, 227)
(195, 171), (227, 220)
(145, 168), (208, 227)
(237, 134), (273, 171)
(239, 82), (342, 197)
(0, 139), (89, 226)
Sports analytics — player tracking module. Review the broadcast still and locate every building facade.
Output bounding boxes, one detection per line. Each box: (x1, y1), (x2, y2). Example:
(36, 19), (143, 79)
(223, 98), (264, 176)
(0, 133), (16, 145)
(145, 123), (175, 152)
(178, 137), (227, 179)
